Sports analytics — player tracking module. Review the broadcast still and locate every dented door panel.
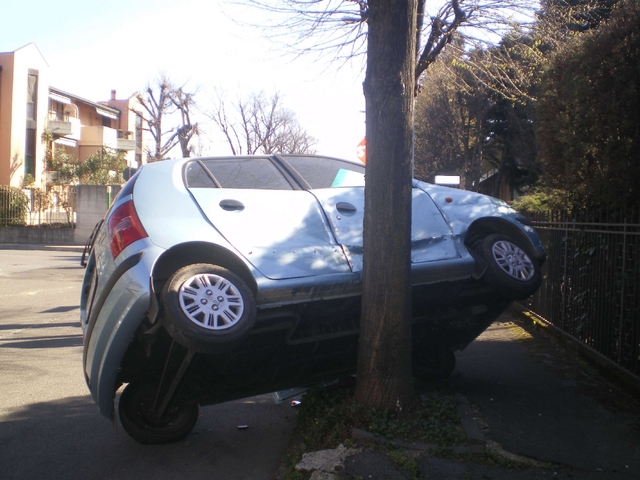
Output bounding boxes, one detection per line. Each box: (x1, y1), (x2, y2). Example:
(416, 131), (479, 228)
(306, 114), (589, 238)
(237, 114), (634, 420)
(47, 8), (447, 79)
(189, 188), (350, 279)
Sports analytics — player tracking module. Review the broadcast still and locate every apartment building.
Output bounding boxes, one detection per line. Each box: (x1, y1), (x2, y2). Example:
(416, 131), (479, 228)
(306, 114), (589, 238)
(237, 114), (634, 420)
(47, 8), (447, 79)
(0, 43), (145, 188)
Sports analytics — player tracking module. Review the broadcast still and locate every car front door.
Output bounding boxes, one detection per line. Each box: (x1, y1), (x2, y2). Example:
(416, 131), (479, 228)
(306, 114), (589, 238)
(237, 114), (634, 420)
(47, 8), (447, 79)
(281, 156), (458, 273)
(185, 158), (351, 280)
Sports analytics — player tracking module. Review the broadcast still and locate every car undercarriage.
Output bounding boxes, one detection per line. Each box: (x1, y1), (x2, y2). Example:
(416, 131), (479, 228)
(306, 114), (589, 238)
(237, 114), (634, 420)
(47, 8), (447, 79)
(114, 277), (511, 443)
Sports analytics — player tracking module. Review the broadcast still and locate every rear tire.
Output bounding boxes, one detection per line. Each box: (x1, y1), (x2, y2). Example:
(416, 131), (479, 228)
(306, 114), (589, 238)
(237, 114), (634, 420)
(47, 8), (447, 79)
(118, 381), (199, 445)
(161, 263), (256, 353)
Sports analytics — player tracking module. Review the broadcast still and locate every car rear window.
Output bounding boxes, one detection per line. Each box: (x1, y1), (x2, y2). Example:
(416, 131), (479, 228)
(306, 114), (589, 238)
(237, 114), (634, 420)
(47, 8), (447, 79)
(284, 156), (365, 189)
(190, 158), (293, 190)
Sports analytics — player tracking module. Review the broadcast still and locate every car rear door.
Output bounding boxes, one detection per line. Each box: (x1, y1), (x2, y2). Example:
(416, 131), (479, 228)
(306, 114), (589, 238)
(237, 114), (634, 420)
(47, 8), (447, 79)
(185, 158), (351, 280)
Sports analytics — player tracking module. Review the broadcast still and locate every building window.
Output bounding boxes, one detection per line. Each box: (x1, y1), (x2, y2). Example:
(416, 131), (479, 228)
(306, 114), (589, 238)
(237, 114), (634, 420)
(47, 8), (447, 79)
(135, 113), (142, 148)
(25, 128), (36, 177)
(25, 72), (38, 177)
(26, 74), (37, 121)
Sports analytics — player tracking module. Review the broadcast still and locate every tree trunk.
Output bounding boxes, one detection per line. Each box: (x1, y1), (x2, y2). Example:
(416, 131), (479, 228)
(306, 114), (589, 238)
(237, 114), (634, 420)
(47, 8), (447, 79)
(354, 0), (418, 410)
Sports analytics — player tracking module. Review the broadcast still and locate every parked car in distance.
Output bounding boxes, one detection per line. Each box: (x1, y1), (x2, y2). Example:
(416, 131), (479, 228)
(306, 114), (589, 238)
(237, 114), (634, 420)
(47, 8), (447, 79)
(80, 154), (545, 444)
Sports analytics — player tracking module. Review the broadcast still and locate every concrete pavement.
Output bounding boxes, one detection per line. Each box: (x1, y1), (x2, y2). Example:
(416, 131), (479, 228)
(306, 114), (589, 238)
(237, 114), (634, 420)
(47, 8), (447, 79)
(332, 309), (640, 479)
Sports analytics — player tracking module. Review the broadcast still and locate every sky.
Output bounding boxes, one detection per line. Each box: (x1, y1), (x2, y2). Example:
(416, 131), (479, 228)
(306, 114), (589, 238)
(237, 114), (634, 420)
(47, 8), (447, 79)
(2, 0), (368, 160)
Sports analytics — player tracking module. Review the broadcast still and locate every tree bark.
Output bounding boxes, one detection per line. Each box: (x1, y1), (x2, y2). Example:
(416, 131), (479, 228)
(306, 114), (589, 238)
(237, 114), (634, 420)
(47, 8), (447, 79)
(354, 0), (418, 410)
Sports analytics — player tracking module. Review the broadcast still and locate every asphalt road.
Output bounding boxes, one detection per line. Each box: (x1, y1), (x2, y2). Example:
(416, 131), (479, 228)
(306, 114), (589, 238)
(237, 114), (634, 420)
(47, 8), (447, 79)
(0, 249), (295, 480)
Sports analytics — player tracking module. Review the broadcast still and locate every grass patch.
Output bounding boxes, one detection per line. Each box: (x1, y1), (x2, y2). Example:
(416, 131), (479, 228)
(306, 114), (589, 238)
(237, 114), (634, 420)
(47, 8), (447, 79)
(294, 382), (466, 451)
(278, 382), (549, 479)
(278, 382), (466, 479)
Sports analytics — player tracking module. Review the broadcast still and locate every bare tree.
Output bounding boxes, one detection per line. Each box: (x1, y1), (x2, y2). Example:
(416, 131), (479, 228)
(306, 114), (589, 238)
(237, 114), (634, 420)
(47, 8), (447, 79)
(241, 1), (534, 80)
(171, 88), (200, 158)
(239, 0), (537, 410)
(137, 75), (200, 161)
(207, 91), (316, 155)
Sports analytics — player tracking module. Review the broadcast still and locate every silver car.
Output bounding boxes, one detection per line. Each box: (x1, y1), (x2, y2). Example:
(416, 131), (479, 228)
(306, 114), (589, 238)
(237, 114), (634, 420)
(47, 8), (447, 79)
(80, 154), (545, 444)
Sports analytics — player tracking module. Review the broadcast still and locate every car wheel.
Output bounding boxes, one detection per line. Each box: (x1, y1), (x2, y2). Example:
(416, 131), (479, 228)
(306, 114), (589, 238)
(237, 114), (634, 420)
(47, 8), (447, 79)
(118, 381), (199, 445)
(412, 345), (456, 381)
(474, 234), (542, 300)
(160, 263), (256, 353)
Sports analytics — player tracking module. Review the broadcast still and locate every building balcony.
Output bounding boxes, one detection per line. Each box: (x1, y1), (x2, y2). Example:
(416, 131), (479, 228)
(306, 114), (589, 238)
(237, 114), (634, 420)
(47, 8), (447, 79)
(47, 115), (82, 140)
(47, 119), (72, 136)
(116, 130), (136, 151)
(80, 126), (136, 151)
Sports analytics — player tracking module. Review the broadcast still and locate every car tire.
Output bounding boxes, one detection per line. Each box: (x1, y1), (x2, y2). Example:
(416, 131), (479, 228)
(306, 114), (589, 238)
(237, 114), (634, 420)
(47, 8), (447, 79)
(474, 233), (542, 300)
(412, 345), (456, 381)
(118, 381), (199, 445)
(160, 263), (257, 353)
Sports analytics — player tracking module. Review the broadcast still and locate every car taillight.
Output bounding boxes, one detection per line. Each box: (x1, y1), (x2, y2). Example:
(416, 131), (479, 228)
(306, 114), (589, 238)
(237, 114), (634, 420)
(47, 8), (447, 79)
(107, 200), (148, 258)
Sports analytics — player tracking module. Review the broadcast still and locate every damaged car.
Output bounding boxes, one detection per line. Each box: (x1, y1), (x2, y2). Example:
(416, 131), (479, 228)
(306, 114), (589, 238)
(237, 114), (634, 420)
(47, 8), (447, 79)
(80, 154), (545, 444)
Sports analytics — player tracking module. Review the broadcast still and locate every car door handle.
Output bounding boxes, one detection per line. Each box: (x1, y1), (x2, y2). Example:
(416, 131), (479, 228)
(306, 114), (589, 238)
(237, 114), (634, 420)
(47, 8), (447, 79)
(219, 199), (245, 212)
(336, 202), (357, 216)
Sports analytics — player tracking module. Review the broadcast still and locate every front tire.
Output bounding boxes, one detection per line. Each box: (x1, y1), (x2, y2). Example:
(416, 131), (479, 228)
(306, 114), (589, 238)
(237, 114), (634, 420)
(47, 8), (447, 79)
(118, 381), (199, 444)
(161, 264), (256, 353)
(474, 234), (541, 300)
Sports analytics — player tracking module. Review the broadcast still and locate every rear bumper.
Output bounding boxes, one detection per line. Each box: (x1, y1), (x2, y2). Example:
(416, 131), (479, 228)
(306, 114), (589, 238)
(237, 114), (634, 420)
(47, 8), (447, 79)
(81, 249), (158, 418)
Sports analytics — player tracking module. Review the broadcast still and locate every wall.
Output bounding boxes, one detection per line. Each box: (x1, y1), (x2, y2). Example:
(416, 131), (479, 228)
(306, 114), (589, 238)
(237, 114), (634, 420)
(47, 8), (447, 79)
(0, 184), (119, 245)
(0, 226), (76, 244)
(74, 184), (120, 244)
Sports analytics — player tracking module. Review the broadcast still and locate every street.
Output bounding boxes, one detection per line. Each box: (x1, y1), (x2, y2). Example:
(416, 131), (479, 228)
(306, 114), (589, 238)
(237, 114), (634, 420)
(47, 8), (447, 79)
(0, 249), (294, 480)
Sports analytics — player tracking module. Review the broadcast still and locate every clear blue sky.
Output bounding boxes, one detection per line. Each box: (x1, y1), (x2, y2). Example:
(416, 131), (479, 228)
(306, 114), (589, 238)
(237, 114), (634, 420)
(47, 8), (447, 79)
(2, 0), (366, 159)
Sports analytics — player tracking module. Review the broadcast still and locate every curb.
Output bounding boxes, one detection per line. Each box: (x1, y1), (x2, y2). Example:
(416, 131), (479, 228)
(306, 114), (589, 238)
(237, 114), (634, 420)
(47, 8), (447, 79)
(455, 393), (485, 446)
(0, 243), (85, 253)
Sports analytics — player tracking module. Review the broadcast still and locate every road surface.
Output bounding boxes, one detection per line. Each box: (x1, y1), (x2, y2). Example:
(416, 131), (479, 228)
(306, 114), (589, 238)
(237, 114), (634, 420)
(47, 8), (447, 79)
(0, 248), (294, 480)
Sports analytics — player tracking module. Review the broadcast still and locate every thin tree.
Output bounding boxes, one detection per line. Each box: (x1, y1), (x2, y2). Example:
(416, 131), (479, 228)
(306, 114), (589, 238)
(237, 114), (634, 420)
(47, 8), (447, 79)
(356, 0), (418, 409)
(137, 75), (200, 161)
(241, 0), (537, 410)
(171, 88), (200, 158)
(208, 91), (316, 155)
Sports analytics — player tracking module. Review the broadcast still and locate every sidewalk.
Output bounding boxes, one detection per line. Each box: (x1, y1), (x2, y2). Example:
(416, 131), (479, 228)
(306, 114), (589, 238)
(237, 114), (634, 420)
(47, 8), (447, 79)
(296, 309), (640, 479)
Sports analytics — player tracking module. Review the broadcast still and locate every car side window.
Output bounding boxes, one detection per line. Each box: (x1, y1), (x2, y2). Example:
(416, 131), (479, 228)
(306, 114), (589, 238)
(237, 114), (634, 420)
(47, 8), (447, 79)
(284, 157), (365, 189)
(199, 158), (293, 190)
(185, 162), (218, 188)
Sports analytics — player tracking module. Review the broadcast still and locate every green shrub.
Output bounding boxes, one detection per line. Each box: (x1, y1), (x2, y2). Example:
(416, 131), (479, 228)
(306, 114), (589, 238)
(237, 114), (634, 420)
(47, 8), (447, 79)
(510, 188), (572, 214)
(0, 186), (29, 226)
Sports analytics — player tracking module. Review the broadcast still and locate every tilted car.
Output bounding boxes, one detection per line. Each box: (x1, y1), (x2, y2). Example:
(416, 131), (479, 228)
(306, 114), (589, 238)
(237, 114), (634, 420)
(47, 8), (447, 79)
(80, 154), (545, 444)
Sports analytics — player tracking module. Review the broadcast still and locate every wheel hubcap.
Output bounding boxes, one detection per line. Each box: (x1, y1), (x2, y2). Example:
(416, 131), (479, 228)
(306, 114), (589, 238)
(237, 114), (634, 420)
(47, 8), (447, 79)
(178, 273), (244, 330)
(492, 240), (536, 281)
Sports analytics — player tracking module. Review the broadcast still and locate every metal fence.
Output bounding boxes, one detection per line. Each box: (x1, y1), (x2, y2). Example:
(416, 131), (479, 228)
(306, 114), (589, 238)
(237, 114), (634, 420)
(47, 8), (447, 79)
(522, 208), (640, 379)
(0, 185), (76, 227)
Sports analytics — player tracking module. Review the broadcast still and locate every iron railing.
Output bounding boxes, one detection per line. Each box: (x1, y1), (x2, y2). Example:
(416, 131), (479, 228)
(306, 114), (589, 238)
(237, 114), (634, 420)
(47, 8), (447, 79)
(0, 185), (76, 227)
(522, 208), (640, 379)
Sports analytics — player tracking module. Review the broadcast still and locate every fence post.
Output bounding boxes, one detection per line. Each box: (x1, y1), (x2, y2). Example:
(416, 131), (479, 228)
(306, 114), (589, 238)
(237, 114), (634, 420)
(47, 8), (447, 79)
(561, 210), (568, 332)
(618, 216), (627, 364)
